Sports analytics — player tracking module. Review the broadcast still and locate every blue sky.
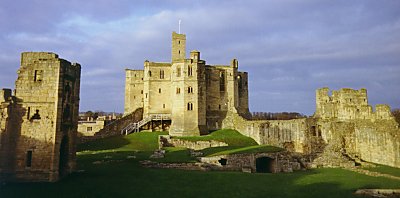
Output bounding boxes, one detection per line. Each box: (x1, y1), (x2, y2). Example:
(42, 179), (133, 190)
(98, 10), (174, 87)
(0, 0), (399, 115)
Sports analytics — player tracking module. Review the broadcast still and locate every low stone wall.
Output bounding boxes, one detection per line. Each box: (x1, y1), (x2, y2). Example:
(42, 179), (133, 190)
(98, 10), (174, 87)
(199, 152), (311, 173)
(159, 135), (228, 150)
(142, 151), (311, 173)
(354, 189), (400, 197)
(79, 108), (143, 143)
(140, 160), (207, 171)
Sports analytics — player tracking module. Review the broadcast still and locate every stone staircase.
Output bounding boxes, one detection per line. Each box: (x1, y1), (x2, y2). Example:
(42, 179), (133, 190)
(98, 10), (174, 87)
(121, 114), (171, 135)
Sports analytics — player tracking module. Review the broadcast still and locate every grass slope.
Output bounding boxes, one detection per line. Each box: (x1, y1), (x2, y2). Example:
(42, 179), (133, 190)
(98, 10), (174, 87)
(1, 131), (400, 198)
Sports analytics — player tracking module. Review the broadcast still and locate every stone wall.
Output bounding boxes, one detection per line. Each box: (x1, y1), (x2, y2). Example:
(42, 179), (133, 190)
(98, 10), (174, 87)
(159, 135), (228, 150)
(124, 69), (144, 115)
(222, 111), (321, 154)
(315, 87), (394, 121)
(124, 32), (250, 136)
(0, 52), (81, 182)
(199, 152), (310, 173)
(77, 120), (105, 136)
(222, 87), (400, 168)
(79, 108), (143, 143)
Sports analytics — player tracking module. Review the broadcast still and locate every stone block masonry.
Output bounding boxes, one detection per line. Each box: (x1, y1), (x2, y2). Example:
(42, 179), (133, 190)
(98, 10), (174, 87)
(222, 87), (400, 168)
(0, 52), (81, 182)
(124, 32), (250, 136)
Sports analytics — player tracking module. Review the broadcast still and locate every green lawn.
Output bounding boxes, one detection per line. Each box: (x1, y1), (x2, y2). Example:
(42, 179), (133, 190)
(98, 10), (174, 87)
(1, 130), (400, 198)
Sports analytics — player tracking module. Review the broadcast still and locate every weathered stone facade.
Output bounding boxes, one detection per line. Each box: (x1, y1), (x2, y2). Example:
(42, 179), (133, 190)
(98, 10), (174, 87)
(78, 119), (105, 137)
(124, 32), (250, 136)
(0, 52), (81, 182)
(223, 87), (400, 168)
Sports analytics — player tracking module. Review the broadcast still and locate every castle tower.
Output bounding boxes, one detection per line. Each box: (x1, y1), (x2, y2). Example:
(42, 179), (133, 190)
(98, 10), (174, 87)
(3, 52), (81, 182)
(169, 35), (207, 136)
(171, 32), (186, 63)
(226, 59), (240, 112)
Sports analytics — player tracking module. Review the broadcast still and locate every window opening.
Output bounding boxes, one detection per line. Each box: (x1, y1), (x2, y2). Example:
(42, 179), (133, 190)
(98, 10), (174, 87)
(26, 151), (33, 167)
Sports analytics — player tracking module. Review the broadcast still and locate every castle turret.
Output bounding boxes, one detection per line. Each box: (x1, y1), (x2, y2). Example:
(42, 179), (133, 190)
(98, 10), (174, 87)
(172, 32), (186, 63)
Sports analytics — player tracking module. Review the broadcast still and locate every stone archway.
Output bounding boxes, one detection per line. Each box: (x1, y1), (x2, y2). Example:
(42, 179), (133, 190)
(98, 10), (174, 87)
(256, 157), (274, 173)
(59, 135), (69, 177)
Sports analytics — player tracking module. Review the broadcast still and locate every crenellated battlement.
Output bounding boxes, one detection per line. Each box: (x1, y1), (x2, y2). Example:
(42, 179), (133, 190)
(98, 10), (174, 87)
(315, 87), (394, 121)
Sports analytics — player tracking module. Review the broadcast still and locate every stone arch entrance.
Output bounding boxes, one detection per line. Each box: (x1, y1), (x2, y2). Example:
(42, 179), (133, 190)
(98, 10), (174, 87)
(59, 135), (69, 177)
(256, 157), (274, 173)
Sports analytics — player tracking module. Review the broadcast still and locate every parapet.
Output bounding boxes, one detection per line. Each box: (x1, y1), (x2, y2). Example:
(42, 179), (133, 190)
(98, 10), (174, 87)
(21, 52), (59, 66)
(375, 104), (393, 120)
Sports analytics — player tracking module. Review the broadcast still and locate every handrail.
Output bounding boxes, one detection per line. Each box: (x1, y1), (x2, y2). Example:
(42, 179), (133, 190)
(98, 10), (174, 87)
(120, 114), (171, 135)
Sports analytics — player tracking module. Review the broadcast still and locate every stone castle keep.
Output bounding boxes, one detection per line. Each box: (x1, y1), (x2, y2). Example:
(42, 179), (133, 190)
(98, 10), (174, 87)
(124, 32), (399, 169)
(0, 52), (81, 182)
(0, 31), (399, 182)
(124, 32), (250, 136)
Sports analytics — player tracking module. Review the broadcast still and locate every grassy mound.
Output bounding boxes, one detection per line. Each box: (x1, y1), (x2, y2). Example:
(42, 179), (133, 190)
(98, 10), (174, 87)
(78, 131), (168, 152)
(203, 145), (284, 156)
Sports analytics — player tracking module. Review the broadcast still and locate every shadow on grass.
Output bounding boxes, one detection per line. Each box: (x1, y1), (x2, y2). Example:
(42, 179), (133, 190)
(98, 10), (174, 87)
(2, 151), (400, 198)
(77, 136), (130, 151)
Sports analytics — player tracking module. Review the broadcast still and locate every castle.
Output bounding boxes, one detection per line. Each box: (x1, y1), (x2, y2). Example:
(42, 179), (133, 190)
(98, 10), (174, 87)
(123, 32), (399, 169)
(0, 32), (399, 183)
(0, 52), (81, 182)
(124, 32), (250, 136)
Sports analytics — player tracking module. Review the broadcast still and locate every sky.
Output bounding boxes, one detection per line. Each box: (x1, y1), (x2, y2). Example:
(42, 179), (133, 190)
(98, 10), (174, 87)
(0, 0), (399, 115)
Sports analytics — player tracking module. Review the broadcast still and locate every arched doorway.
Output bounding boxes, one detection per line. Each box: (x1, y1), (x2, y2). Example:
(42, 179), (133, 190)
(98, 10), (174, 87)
(59, 135), (69, 177)
(256, 157), (274, 173)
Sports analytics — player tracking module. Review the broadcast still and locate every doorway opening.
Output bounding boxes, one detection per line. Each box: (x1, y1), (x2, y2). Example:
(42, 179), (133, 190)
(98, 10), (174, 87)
(256, 157), (274, 173)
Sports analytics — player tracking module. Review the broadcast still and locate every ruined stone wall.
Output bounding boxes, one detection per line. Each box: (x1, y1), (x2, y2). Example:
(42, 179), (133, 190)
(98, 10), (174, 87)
(314, 87), (400, 168)
(199, 152), (308, 173)
(315, 87), (394, 121)
(159, 135), (228, 150)
(0, 89), (16, 180)
(222, 111), (319, 154)
(354, 121), (400, 168)
(0, 52), (81, 182)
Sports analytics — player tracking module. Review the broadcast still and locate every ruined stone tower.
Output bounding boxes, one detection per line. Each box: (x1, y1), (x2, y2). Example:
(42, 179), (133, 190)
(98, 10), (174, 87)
(0, 52), (81, 182)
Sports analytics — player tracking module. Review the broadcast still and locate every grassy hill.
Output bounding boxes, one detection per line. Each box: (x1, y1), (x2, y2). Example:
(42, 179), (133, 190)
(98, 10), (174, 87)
(1, 130), (400, 198)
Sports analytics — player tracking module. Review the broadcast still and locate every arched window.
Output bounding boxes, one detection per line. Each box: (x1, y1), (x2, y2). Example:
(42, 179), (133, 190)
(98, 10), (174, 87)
(237, 75), (243, 90)
(188, 86), (193, 93)
(148, 71), (152, 77)
(160, 69), (164, 79)
(176, 67), (181, 77)
(187, 103), (193, 111)
(176, 87), (181, 94)
(159, 88), (162, 93)
(220, 71), (225, 91)
(188, 66), (193, 76)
